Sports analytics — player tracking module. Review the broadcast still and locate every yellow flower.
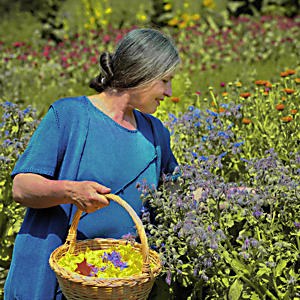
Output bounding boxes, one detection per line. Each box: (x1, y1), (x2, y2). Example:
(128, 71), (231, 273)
(204, 0), (215, 8)
(140, 15), (147, 21)
(181, 13), (190, 21)
(90, 16), (95, 24)
(164, 3), (172, 11)
(95, 8), (101, 17)
(100, 19), (107, 25)
(64, 34), (68, 39)
(105, 7), (112, 14)
(192, 14), (200, 21)
(84, 23), (90, 29)
(184, 2), (189, 8)
(178, 21), (187, 28)
(259, 88), (264, 92)
(168, 17), (178, 26)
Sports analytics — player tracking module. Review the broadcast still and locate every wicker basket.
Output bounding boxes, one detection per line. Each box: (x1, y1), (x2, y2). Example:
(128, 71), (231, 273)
(49, 194), (162, 300)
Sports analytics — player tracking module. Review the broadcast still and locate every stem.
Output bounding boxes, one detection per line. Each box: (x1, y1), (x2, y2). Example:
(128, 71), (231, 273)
(256, 226), (261, 241)
(209, 90), (218, 107)
(296, 235), (300, 251)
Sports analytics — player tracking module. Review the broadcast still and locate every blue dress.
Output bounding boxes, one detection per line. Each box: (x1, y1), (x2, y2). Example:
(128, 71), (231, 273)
(4, 96), (179, 300)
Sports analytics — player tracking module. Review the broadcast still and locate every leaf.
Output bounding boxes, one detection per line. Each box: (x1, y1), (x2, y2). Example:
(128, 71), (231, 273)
(75, 258), (93, 276)
(228, 279), (243, 300)
(250, 292), (260, 300)
(275, 260), (288, 277)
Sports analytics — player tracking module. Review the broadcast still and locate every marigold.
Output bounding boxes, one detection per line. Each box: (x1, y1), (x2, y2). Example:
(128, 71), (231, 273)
(171, 97), (180, 103)
(290, 109), (298, 114)
(280, 72), (289, 77)
(284, 88), (295, 94)
(286, 69), (296, 75)
(295, 78), (300, 83)
(219, 107), (226, 113)
(242, 118), (251, 124)
(240, 92), (251, 98)
(275, 103), (285, 111)
(211, 101), (216, 106)
(282, 116), (293, 123)
(255, 80), (267, 85)
(236, 82), (242, 87)
(281, 96), (287, 100)
(265, 82), (272, 88)
(222, 92), (228, 96)
(263, 92), (269, 96)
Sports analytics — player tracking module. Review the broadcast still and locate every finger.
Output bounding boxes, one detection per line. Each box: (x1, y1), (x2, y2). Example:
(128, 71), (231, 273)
(95, 194), (110, 207)
(92, 182), (111, 194)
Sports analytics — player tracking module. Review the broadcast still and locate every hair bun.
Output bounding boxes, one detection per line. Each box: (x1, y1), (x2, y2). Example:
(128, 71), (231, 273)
(99, 52), (114, 83)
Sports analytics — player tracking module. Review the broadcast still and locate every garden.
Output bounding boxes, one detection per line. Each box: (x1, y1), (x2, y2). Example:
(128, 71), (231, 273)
(0, 0), (299, 299)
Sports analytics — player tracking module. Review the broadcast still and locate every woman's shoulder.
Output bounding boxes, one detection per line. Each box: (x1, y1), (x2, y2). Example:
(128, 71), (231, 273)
(51, 95), (87, 111)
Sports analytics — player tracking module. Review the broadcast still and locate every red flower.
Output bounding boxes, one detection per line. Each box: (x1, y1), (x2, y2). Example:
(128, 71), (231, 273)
(275, 104), (285, 111)
(240, 92), (251, 99)
(290, 109), (297, 115)
(171, 97), (180, 103)
(284, 88), (295, 94)
(255, 80), (267, 85)
(281, 116), (293, 123)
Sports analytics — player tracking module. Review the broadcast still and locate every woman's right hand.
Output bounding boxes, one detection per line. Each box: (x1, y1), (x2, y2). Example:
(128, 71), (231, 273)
(65, 181), (111, 213)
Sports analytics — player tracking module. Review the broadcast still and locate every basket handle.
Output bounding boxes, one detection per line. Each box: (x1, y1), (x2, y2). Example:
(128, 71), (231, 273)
(65, 194), (152, 275)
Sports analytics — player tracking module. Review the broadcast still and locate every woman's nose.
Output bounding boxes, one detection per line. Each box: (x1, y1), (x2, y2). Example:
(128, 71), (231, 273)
(164, 82), (172, 97)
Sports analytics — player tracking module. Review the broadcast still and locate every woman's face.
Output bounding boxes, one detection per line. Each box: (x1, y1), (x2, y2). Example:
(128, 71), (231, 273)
(130, 71), (175, 114)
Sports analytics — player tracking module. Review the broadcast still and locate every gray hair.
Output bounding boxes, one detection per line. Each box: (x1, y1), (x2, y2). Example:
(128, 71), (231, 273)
(89, 28), (181, 93)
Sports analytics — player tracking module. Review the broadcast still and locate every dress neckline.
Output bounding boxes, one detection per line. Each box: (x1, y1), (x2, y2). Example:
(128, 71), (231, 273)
(83, 95), (139, 133)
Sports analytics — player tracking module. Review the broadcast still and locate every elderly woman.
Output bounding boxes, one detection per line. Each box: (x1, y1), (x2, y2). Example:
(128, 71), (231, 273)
(4, 28), (181, 300)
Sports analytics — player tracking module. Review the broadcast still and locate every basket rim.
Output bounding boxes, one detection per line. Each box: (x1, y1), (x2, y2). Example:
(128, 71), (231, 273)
(49, 238), (162, 287)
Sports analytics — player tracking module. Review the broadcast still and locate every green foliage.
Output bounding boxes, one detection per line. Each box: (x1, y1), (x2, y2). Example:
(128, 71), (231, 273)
(141, 149), (300, 299)
(0, 101), (40, 296)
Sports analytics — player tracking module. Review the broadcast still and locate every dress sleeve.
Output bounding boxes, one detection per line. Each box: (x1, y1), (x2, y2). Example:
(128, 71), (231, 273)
(11, 106), (61, 179)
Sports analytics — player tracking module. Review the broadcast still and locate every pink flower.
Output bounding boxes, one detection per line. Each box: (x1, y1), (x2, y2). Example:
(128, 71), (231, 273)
(196, 91), (201, 95)
(220, 82), (226, 87)
(90, 57), (97, 64)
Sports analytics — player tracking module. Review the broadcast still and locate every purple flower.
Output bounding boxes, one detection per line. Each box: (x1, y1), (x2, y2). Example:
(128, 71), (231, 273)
(294, 222), (300, 228)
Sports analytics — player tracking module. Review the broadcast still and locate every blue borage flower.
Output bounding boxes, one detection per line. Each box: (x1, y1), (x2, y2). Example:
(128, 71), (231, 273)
(191, 151), (198, 158)
(219, 152), (227, 158)
(233, 140), (245, 147)
(206, 109), (218, 117)
(227, 122), (234, 129)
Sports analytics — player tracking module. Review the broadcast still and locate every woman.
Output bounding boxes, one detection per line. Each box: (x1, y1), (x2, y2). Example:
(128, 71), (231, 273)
(4, 28), (181, 300)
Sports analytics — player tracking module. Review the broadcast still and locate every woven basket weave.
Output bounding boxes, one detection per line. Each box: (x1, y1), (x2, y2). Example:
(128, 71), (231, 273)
(49, 194), (162, 300)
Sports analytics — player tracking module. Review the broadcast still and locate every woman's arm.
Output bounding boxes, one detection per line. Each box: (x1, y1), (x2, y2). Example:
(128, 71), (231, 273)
(12, 173), (111, 213)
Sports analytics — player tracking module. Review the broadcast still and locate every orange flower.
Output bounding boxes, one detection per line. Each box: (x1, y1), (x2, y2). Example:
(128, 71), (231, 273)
(170, 97), (180, 103)
(265, 82), (272, 88)
(282, 116), (293, 123)
(286, 69), (296, 75)
(255, 80), (267, 85)
(240, 92), (251, 98)
(284, 88), (295, 94)
(290, 109), (298, 115)
(242, 118), (251, 124)
(281, 96), (287, 100)
(263, 92), (269, 96)
(275, 104), (285, 111)
(280, 72), (289, 77)
(211, 101), (216, 106)
(222, 92), (228, 96)
(295, 78), (300, 83)
(236, 82), (242, 87)
(218, 107), (226, 113)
